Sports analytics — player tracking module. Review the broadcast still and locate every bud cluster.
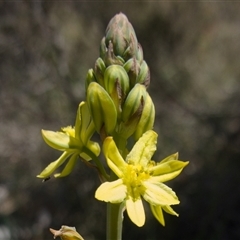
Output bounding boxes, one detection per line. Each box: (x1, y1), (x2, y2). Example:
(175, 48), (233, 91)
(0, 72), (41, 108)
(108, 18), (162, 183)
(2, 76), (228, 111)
(86, 13), (155, 140)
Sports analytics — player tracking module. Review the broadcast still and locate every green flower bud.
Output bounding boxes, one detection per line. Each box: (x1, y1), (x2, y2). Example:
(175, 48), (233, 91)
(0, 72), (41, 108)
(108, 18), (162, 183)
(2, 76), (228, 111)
(136, 60), (150, 88)
(123, 58), (140, 88)
(101, 13), (139, 62)
(117, 116), (140, 140)
(104, 65), (130, 117)
(122, 83), (147, 122)
(100, 40), (125, 66)
(134, 93), (155, 140)
(87, 82), (117, 135)
(136, 43), (144, 64)
(94, 57), (106, 87)
(119, 84), (147, 138)
(85, 69), (96, 91)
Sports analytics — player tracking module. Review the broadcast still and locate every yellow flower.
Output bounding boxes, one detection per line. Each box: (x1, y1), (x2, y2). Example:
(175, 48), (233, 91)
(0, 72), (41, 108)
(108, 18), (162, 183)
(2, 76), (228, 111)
(95, 130), (188, 227)
(37, 102), (100, 179)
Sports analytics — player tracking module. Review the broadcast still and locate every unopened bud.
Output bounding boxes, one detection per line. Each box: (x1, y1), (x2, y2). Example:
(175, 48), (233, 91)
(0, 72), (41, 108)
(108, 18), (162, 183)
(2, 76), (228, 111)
(87, 82), (117, 135)
(94, 57), (106, 87)
(104, 65), (130, 117)
(133, 93), (155, 140)
(136, 44), (144, 64)
(123, 58), (140, 88)
(101, 13), (138, 61)
(121, 83), (147, 122)
(101, 40), (125, 66)
(136, 60), (150, 88)
(50, 225), (84, 240)
(85, 69), (96, 91)
(119, 84), (147, 138)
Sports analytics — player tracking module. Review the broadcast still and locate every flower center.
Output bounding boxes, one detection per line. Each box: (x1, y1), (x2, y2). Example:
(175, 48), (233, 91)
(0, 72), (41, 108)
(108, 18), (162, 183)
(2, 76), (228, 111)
(61, 126), (75, 137)
(123, 164), (150, 189)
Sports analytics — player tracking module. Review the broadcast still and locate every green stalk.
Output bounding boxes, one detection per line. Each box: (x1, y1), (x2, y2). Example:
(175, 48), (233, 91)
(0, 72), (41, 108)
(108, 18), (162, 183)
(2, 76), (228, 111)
(82, 146), (110, 181)
(107, 202), (124, 240)
(107, 171), (124, 240)
(106, 135), (127, 240)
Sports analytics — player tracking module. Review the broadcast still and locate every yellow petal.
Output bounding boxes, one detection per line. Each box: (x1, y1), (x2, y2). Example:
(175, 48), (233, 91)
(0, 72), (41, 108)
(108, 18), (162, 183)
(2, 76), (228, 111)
(74, 102), (83, 140)
(150, 204), (165, 226)
(103, 137), (126, 178)
(159, 152), (179, 163)
(142, 180), (179, 206)
(54, 153), (78, 178)
(126, 130), (157, 167)
(95, 179), (126, 203)
(37, 151), (71, 178)
(76, 102), (96, 144)
(41, 130), (81, 150)
(151, 160), (189, 182)
(162, 205), (179, 216)
(126, 196), (145, 227)
(86, 141), (101, 158)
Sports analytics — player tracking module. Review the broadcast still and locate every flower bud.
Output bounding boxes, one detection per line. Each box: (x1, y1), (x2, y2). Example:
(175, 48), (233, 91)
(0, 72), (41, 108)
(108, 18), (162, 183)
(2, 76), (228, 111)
(136, 60), (150, 88)
(87, 82), (117, 135)
(122, 84), (147, 122)
(133, 93), (155, 140)
(136, 43), (144, 64)
(94, 57), (106, 87)
(85, 69), (96, 91)
(104, 65), (130, 117)
(100, 40), (125, 66)
(123, 58), (140, 88)
(119, 84), (147, 138)
(50, 225), (84, 240)
(101, 13), (139, 62)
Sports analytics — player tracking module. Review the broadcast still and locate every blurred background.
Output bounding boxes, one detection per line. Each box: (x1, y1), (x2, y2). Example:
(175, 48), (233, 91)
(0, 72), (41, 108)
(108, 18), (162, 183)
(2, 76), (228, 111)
(1, 2), (240, 239)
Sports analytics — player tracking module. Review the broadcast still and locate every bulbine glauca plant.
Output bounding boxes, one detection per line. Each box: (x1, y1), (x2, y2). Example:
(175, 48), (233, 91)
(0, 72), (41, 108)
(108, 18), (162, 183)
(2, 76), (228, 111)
(37, 13), (189, 240)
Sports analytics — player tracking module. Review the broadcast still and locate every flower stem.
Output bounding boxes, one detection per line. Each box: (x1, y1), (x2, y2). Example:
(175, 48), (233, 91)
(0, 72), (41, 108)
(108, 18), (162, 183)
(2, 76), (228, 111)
(82, 146), (110, 181)
(107, 202), (124, 240)
(107, 171), (124, 240)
